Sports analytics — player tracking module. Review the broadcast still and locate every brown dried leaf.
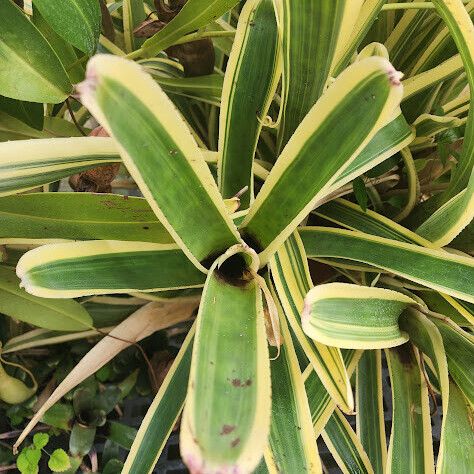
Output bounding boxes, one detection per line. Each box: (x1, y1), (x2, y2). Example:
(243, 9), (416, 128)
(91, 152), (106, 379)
(69, 126), (120, 193)
(133, 19), (167, 38)
(150, 350), (175, 392)
(154, 0), (187, 22)
(100, 0), (115, 42)
(167, 39), (215, 77)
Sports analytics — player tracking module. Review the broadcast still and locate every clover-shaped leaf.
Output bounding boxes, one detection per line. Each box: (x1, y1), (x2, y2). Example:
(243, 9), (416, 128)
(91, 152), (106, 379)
(33, 432), (49, 450)
(48, 449), (71, 473)
(16, 446), (40, 474)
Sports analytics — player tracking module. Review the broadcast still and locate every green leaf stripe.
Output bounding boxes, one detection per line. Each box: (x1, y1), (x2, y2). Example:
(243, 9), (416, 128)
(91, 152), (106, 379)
(271, 233), (354, 413)
(181, 247), (270, 474)
(322, 407), (374, 474)
(300, 227), (474, 303)
(241, 57), (403, 263)
(16, 241), (205, 298)
(218, 0), (280, 208)
(386, 344), (434, 474)
(302, 283), (414, 349)
(79, 55), (240, 270)
(356, 350), (386, 474)
(0, 193), (172, 244)
(0, 137), (119, 197)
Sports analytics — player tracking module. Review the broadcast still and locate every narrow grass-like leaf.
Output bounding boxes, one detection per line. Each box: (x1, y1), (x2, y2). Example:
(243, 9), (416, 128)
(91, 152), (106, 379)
(402, 54), (464, 101)
(446, 298), (474, 326)
(416, 179), (474, 247)
(241, 57), (403, 263)
(0, 193), (172, 245)
(0, 110), (51, 141)
(300, 227), (474, 303)
(412, 2), (473, 77)
(2, 327), (105, 354)
(16, 241), (205, 298)
(276, 0), (351, 147)
(430, 316), (474, 405)
(327, 111), (414, 194)
(315, 198), (429, 245)
(33, 0), (101, 54)
(314, 199), (474, 323)
(141, 0), (239, 57)
(356, 350), (386, 474)
(395, 1), (463, 122)
(123, 0), (146, 53)
(0, 137), (119, 196)
(271, 233), (354, 413)
(304, 349), (361, 437)
(181, 247), (270, 473)
(0, 265), (92, 331)
(386, 344), (434, 474)
(154, 74), (223, 106)
(123, 325), (195, 474)
(322, 407), (374, 474)
(419, 291), (471, 327)
(441, 89), (470, 115)
(398, 309), (450, 471)
(427, 0), (474, 199)
(0, 113), (82, 141)
(412, 5), (474, 245)
(385, 5), (438, 71)
(329, 0), (365, 75)
(302, 283), (415, 349)
(78, 55), (240, 270)
(14, 299), (198, 452)
(266, 284), (321, 473)
(437, 381), (474, 473)
(218, 0), (280, 207)
(414, 113), (463, 138)
(331, 0), (386, 75)
(0, 0), (72, 103)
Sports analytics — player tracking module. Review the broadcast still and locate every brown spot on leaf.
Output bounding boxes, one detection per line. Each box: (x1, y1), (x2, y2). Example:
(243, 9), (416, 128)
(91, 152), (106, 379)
(231, 438), (240, 448)
(231, 378), (252, 388)
(220, 425), (235, 435)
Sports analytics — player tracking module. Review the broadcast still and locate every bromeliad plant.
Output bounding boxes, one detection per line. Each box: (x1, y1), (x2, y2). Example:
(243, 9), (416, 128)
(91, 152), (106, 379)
(1, 0), (474, 473)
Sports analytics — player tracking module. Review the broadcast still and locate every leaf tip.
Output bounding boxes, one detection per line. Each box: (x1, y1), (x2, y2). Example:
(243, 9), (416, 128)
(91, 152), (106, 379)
(387, 66), (404, 87)
(75, 62), (99, 100)
(301, 297), (312, 326)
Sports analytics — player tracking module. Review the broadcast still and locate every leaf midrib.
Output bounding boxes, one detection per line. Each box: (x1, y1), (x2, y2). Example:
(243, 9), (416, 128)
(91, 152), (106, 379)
(0, 37), (68, 98)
